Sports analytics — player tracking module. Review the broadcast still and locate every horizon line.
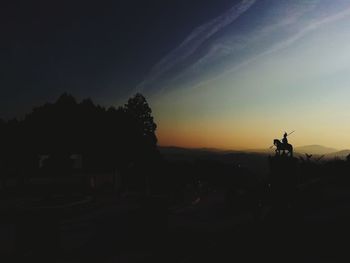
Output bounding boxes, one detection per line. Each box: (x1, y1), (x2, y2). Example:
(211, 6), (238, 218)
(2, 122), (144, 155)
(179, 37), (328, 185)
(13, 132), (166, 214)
(158, 144), (349, 153)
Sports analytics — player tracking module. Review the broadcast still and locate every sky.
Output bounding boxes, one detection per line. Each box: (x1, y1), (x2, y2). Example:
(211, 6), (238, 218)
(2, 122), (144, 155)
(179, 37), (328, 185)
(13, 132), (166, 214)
(3, 0), (350, 150)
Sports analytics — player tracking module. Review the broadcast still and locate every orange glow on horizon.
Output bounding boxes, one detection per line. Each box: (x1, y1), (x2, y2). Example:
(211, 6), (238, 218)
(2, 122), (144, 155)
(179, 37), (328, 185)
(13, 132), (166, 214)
(156, 126), (270, 150)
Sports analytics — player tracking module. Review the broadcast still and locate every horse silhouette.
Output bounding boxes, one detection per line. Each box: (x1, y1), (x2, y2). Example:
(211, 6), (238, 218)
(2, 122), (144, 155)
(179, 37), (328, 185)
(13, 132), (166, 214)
(273, 139), (293, 157)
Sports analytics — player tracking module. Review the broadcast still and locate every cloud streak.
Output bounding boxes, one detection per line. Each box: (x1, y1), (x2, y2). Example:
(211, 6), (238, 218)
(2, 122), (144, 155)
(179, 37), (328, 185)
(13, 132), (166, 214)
(137, 0), (256, 93)
(186, 1), (350, 90)
(138, 0), (350, 95)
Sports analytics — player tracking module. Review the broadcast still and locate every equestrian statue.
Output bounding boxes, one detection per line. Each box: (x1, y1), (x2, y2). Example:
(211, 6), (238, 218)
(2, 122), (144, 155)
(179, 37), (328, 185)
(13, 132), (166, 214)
(273, 131), (294, 157)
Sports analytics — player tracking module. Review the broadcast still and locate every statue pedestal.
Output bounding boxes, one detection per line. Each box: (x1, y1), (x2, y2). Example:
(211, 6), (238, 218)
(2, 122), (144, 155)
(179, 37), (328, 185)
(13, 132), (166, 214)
(269, 155), (298, 207)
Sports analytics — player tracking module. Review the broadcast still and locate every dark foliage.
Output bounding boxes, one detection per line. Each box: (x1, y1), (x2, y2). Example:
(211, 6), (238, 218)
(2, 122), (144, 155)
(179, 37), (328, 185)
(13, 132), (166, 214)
(0, 93), (159, 186)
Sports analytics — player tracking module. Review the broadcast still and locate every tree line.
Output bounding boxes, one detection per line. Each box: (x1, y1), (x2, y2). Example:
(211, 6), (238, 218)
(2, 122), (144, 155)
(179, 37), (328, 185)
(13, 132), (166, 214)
(0, 93), (160, 182)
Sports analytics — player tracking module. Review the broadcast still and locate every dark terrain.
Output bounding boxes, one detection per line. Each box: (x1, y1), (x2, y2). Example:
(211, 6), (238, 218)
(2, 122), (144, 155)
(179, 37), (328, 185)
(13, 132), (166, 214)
(2, 96), (350, 262)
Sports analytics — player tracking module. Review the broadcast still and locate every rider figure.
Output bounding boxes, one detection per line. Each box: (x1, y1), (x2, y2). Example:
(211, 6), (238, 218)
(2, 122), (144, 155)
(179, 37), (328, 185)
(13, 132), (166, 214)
(282, 132), (288, 145)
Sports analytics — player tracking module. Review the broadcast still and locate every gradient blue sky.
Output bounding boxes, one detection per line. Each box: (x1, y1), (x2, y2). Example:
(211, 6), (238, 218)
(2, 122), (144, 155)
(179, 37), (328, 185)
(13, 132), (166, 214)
(3, 0), (350, 150)
(139, 0), (350, 149)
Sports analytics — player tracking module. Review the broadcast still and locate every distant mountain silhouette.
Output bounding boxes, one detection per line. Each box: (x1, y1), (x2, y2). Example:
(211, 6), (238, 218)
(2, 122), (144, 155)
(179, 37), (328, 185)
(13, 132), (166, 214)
(160, 145), (350, 160)
(326, 149), (350, 158)
(244, 145), (339, 156)
(159, 146), (241, 155)
(294, 145), (338, 155)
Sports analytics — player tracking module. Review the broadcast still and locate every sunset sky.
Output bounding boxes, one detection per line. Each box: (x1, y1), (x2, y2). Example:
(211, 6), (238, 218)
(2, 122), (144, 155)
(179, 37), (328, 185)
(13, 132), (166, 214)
(3, 0), (350, 150)
(147, 0), (350, 150)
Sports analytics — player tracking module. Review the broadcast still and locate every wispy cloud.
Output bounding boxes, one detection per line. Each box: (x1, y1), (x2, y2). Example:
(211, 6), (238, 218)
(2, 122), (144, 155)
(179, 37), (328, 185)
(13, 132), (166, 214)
(191, 2), (350, 90)
(136, 0), (256, 93)
(137, 0), (350, 95)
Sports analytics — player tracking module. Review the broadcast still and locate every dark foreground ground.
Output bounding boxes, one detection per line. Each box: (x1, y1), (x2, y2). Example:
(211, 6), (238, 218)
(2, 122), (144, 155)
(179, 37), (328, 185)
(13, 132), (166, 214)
(2, 181), (350, 263)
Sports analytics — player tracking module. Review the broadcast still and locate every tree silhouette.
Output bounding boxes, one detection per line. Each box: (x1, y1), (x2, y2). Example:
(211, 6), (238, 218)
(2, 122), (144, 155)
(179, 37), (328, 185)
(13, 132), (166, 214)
(124, 93), (157, 146)
(0, 92), (160, 193)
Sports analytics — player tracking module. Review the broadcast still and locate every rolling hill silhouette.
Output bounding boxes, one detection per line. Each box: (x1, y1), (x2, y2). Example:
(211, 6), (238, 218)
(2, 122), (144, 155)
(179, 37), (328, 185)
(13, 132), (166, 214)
(159, 145), (350, 167)
(160, 145), (343, 156)
(326, 149), (350, 158)
(294, 145), (338, 155)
